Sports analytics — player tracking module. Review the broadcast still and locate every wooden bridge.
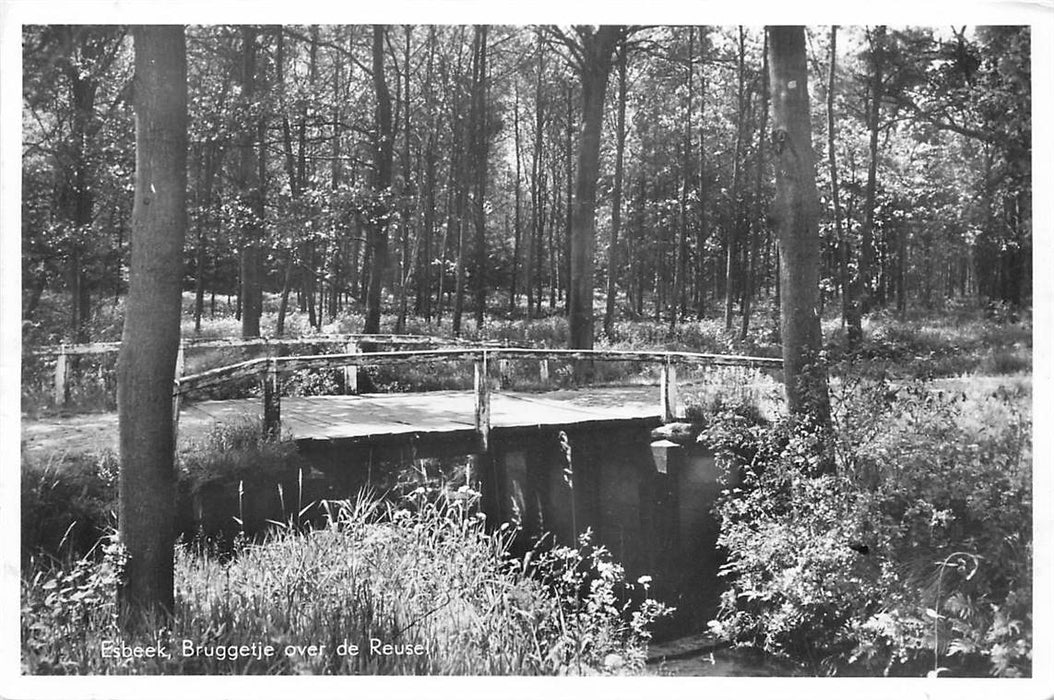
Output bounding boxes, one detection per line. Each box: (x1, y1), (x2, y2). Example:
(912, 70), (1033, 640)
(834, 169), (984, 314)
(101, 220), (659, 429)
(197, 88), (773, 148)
(30, 335), (784, 457)
(26, 336), (785, 612)
(175, 345), (782, 454)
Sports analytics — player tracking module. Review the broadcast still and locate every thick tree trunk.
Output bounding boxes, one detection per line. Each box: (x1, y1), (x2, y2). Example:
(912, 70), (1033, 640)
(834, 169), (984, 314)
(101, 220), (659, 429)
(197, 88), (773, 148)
(767, 26), (831, 428)
(568, 26), (620, 361)
(118, 25), (186, 627)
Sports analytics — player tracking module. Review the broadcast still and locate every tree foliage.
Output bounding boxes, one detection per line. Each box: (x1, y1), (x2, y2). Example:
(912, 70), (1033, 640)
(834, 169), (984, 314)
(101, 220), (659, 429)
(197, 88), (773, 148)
(22, 25), (1031, 344)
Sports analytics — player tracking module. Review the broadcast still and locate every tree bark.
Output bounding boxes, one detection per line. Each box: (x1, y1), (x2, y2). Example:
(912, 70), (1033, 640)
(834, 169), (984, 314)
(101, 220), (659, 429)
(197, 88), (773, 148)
(828, 28), (860, 346)
(568, 26), (621, 365)
(510, 84), (523, 315)
(604, 40), (628, 338)
(767, 26), (831, 428)
(364, 25), (394, 335)
(695, 28), (709, 319)
(671, 27), (693, 332)
(118, 24), (186, 627)
(725, 27), (747, 334)
(238, 26), (263, 339)
(860, 25), (885, 316)
(472, 26), (490, 332)
(741, 30), (769, 341)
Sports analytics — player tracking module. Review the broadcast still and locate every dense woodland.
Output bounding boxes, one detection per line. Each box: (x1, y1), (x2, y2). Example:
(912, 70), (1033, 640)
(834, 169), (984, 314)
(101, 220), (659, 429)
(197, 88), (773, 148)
(22, 24), (1031, 347)
(18, 25), (1036, 677)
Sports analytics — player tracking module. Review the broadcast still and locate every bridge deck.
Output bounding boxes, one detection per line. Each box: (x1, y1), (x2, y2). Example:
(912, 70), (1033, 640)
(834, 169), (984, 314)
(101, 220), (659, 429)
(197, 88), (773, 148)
(181, 387), (664, 445)
(21, 386), (674, 458)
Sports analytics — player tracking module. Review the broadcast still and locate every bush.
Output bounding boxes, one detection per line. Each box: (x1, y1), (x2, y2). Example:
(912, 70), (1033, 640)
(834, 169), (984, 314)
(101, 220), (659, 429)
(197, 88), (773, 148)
(707, 377), (1032, 677)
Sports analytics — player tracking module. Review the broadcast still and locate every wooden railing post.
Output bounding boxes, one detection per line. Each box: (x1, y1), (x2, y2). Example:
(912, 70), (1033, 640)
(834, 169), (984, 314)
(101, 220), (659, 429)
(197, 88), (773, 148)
(263, 356), (281, 438)
(172, 339), (185, 446)
(344, 339), (359, 394)
(474, 350), (491, 452)
(54, 346), (68, 407)
(660, 355), (680, 422)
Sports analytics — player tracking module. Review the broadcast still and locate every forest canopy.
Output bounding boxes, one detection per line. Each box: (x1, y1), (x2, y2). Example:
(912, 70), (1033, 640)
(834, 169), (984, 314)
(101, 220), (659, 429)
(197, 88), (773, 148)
(21, 25), (1031, 345)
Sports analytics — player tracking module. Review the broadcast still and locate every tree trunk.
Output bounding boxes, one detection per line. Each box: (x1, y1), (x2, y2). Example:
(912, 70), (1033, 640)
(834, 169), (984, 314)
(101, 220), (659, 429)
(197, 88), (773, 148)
(119, 25), (186, 627)
(695, 28), (709, 319)
(238, 26), (263, 338)
(767, 26), (831, 428)
(741, 30), (769, 341)
(564, 83), (574, 316)
(417, 27), (438, 321)
(827, 27), (860, 346)
(671, 27), (693, 332)
(511, 84), (523, 315)
(364, 25), (394, 335)
(725, 27), (747, 334)
(193, 143), (218, 334)
(568, 26), (621, 361)
(860, 25), (885, 316)
(472, 26), (490, 332)
(604, 40), (628, 338)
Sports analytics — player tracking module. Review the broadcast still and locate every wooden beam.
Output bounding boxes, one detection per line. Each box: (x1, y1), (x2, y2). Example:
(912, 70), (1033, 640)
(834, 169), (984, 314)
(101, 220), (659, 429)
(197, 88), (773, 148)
(660, 357), (680, 422)
(54, 348), (68, 406)
(474, 352), (491, 452)
(263, 356), (281, 438)
(344, 339), (360, 394)
(172, 339), (185, 446)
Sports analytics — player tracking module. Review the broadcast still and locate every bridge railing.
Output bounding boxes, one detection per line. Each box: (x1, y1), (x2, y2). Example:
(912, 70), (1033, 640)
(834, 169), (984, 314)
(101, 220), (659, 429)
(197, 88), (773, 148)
(28, 334), (485, 407)
(174, 347), (783, 450)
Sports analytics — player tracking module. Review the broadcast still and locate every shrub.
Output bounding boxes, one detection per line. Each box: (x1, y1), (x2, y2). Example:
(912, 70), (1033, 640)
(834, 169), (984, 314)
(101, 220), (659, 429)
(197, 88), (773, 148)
(708, 377), (1032, 677)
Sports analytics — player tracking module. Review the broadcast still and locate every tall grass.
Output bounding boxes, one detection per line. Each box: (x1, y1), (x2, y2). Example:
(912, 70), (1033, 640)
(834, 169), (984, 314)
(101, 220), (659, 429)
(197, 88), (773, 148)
(22, 491), (669, 675)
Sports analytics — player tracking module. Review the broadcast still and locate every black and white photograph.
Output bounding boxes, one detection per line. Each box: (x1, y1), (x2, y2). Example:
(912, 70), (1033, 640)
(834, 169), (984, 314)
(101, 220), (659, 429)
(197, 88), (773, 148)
(1, 1), (1050, 697)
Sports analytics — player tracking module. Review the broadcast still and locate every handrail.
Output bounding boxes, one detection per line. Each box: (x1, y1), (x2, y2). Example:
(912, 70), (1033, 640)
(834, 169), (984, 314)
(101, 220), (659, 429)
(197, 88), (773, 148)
(33, 333), (492, 406)
(172, 345), (783, 444)
(174, 346), (783, 394)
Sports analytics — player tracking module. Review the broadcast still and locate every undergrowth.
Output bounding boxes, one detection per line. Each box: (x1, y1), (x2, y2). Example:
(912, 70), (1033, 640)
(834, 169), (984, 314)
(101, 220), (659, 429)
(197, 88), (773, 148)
(706, 376), (1032, 677)
(21, 492), (670, 675)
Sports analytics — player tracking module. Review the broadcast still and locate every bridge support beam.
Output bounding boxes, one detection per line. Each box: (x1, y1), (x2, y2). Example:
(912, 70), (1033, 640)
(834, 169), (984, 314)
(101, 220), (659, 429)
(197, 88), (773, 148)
(54, 347), (68, 407)
(343, 340), (359, 394)
(660, 358), (680, 422)
(263, 357), (281, 438)
(474, 352), (490, 452)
